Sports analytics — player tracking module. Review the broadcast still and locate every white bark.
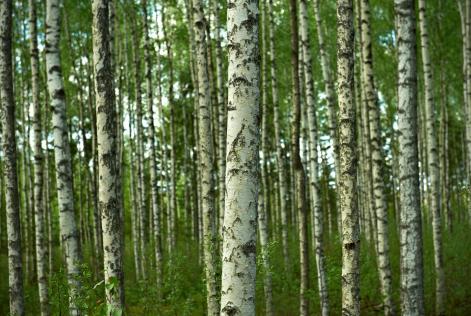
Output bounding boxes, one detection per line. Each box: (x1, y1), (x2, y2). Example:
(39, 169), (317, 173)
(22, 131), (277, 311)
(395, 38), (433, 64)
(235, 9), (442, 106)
(299, 0), (329, 314)
(220, 0), (259, 315)
(259, 2), (273, 314)
(143, 0), (163, 289)
(192, 0), (220, 313)
(45, 1), (83, 313)
(313, 0), (341, 230)
(418, 0), (445, 314)
(359, 0), (394, 314)
(395, 0), (425, 314)
(92, 0), (125, 312)
(288, 0), (309, 313)
(0, 1), (25, 314)
(212, 0), (227, 244)
(29, 0), (49, 314)
(337, 0), (360, 314)
(131, 9), (147, 279)
(267, 0), (290, 268)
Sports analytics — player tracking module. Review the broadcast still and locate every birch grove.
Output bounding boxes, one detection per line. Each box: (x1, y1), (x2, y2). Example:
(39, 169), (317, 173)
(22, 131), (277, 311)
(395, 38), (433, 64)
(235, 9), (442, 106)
(0, 0), (469, 315)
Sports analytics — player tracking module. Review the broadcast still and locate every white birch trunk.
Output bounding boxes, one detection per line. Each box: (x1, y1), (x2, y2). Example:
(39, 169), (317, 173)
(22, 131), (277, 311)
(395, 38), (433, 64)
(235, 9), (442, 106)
(359, 1), (394, 314)
(221, 0), (259, 315)
(259, 2), (273, 314)
(0, 1), (25, 314)
(337, 0), (360, 314)
(45, 1), (83, 313)
(143, 0), (163, 289)
(313, 0), (341, 231)
(417, 0), (445, 314)
(299, 0), (329, 314)
(267, 0), (290, 268)
(395, 0), (425, 314)
(192, 0), (220, 313)
(92, 0), (125, 312)
(29, 0), (50, 313)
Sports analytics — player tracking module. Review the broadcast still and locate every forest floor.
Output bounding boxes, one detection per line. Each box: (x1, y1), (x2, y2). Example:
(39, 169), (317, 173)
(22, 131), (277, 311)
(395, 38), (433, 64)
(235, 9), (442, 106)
(1, 213), (470, 315)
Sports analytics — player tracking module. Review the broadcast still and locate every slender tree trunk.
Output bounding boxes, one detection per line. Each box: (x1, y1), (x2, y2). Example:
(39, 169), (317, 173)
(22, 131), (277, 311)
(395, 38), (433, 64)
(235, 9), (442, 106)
(259, 2), (273, 314)
(313, 0), (341, 230)
(92, 0), (125, 311)
(143, 0), (163, 289)
(211, 0), (227, 243)
(417, 0), (445, 313)
(0, 1), (25, 314)
(288, 0), (310, 314)
(359, 1), (394, 313)
(162, 7), (177, 252)
(439, 68), (451, 231)
(267, 0), (290, 268)
(43, 98), (54, 276)
(220, 1), (259, 315)
(395, 0), (425, 314)
(465, 0), (471, 224)
(29, 0), (49, 314)
(131, 8), (147, 279)
(45, 1), (83, 313)
(299, 0), (329, 314)
(192, 0), (219, 313)
(337, 0), (360, 314)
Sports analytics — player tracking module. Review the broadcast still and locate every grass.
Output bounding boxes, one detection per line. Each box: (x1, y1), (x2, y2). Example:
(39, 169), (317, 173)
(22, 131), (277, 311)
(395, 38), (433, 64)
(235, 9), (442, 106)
(1, 211), (470, 315)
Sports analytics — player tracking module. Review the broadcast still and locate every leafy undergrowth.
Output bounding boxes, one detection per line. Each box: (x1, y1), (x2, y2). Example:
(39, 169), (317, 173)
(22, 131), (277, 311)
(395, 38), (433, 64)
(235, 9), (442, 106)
(1, 214), (470, 315)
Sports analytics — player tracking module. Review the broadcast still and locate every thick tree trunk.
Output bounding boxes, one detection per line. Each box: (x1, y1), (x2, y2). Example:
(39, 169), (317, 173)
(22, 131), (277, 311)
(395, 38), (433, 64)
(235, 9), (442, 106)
(92, 0), (125, 311)
(299, 0), (329, 314)
(192, 0), (220, 314)
(417, 0), (445, 314)
(395, 0), (425, 314)
(45, 1), (83, 313)
(220, 1), (259, 315)
(337, 0), (360, 314)
(0, 1), (25, 314)
(29, 0), (49, 314)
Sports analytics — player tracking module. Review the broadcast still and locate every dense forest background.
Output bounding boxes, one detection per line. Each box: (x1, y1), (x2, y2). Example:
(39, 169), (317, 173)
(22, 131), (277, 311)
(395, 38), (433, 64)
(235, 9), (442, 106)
(0, 0), (470, 315)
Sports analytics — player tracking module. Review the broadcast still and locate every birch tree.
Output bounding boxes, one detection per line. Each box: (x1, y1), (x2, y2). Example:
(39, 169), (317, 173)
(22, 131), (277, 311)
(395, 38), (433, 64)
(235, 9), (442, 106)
(395, 0), (425, 314)
(45, 0), (83, 313)
(220, 0), (259, 315)
(0, 1), (25, 314)
(259, 1), (273, 314)
(192, 0), (219, 313)
(267, 0), (290, 268)
(143, 0), (163, 288)
(337, 0), (360, 314)
(299, 0), (329, 314)
(418, 0), (445, 313)
(29, 0), (49, 314)
(92, 0), (125, 312)
(359, 0), (394, 313)
(288, 0), (310, 313)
